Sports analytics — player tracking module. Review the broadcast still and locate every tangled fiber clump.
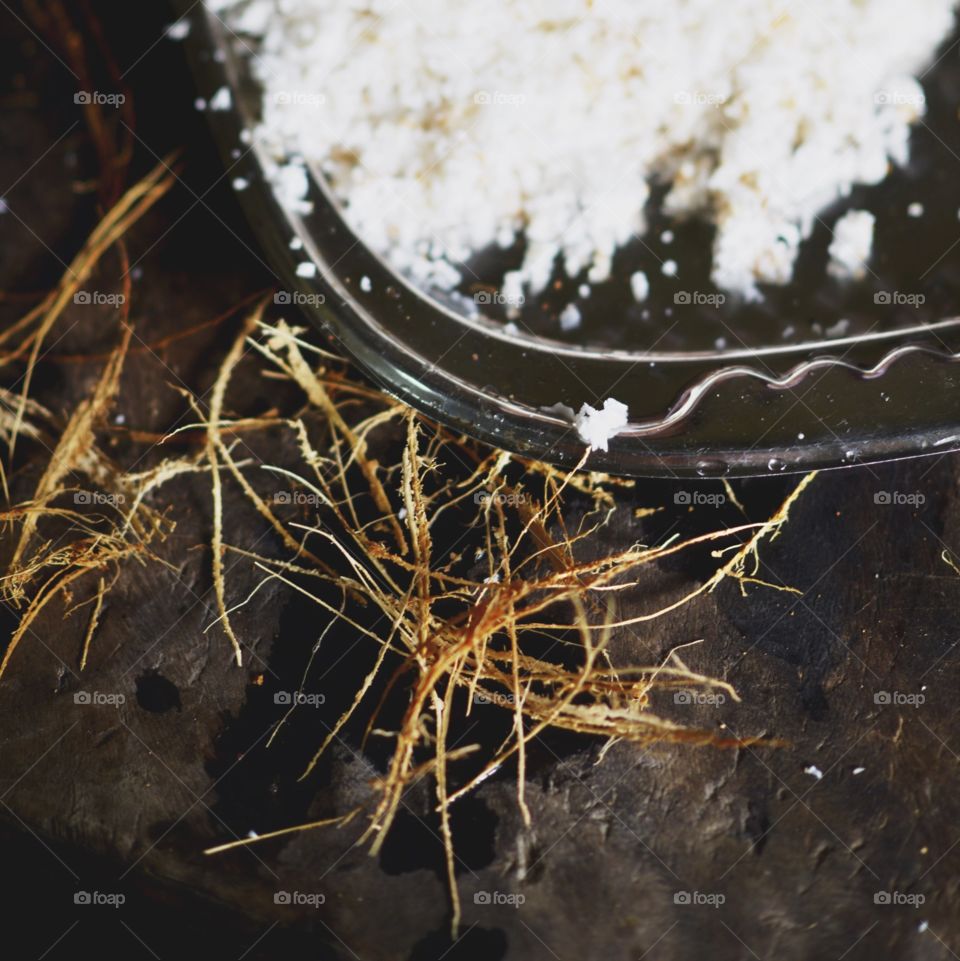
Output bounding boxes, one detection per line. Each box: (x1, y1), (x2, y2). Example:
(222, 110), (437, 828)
(0, 4), (818, 932)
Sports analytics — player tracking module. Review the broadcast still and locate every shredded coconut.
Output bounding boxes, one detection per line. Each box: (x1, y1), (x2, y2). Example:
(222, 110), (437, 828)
(827, 210), (876, 281)
(217, 0), (955, 303)
(574, 399), (629, 452)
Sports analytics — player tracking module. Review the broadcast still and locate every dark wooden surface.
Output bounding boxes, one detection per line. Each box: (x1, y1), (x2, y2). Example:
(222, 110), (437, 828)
(2, 4), (960, 959)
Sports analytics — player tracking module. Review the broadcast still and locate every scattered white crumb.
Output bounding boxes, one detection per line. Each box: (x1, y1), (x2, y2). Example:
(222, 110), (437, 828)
(398, 507), (407, 520)
(232, 177), (249, 191)
(919, 921), (929, 933)
(166, 20), (191, 40)
(908, 201), (924, 217)
(714, 336), (727, 349)
(269, 160), (313, 215)
(296, 262), (317, 278)
(559, 303), (582, 331)
(804, 764), (824, 780)
(483, 573), (501, 584)
(289, 236), (303, 250)
(574, 398), (629, 452)
(630, 271), (650, 302)
(194, 97), (207, 111)
(578, 283), (592, 299)
(852, 766), (865, 774)
(661, 260), (678, 278)
(359, 275), (373, 292)
(661, 230), (674, 244)
(825, 318), (851, 338)
(827, 209), (875, 280)
(209, 86), (233, 111)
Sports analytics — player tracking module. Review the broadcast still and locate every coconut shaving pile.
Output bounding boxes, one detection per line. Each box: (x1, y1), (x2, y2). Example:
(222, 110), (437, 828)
(213, 0), (955, 302)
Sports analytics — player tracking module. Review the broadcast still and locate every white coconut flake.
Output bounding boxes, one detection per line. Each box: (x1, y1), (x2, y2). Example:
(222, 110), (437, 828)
(209, 86), (233, 111)
(574, 399), (630, 452)
(559, 303), (582, 331)
(828, 209), (876, 280)
(804, 764), (824, 780)
(630, 271), (650, 302)
(359, 275), (373, 292)
(166, 20), (191, 41)
(295, 262), (317, 278)
(825, 317), (852, 338)
(908, 201), (925, 217)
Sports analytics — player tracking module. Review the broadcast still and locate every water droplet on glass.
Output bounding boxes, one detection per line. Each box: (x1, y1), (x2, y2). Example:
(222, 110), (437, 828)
(696, 459), (728, 477)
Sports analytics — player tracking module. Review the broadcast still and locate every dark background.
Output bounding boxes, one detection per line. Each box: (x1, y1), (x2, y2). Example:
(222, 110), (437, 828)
(1, 3), (960, 959)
